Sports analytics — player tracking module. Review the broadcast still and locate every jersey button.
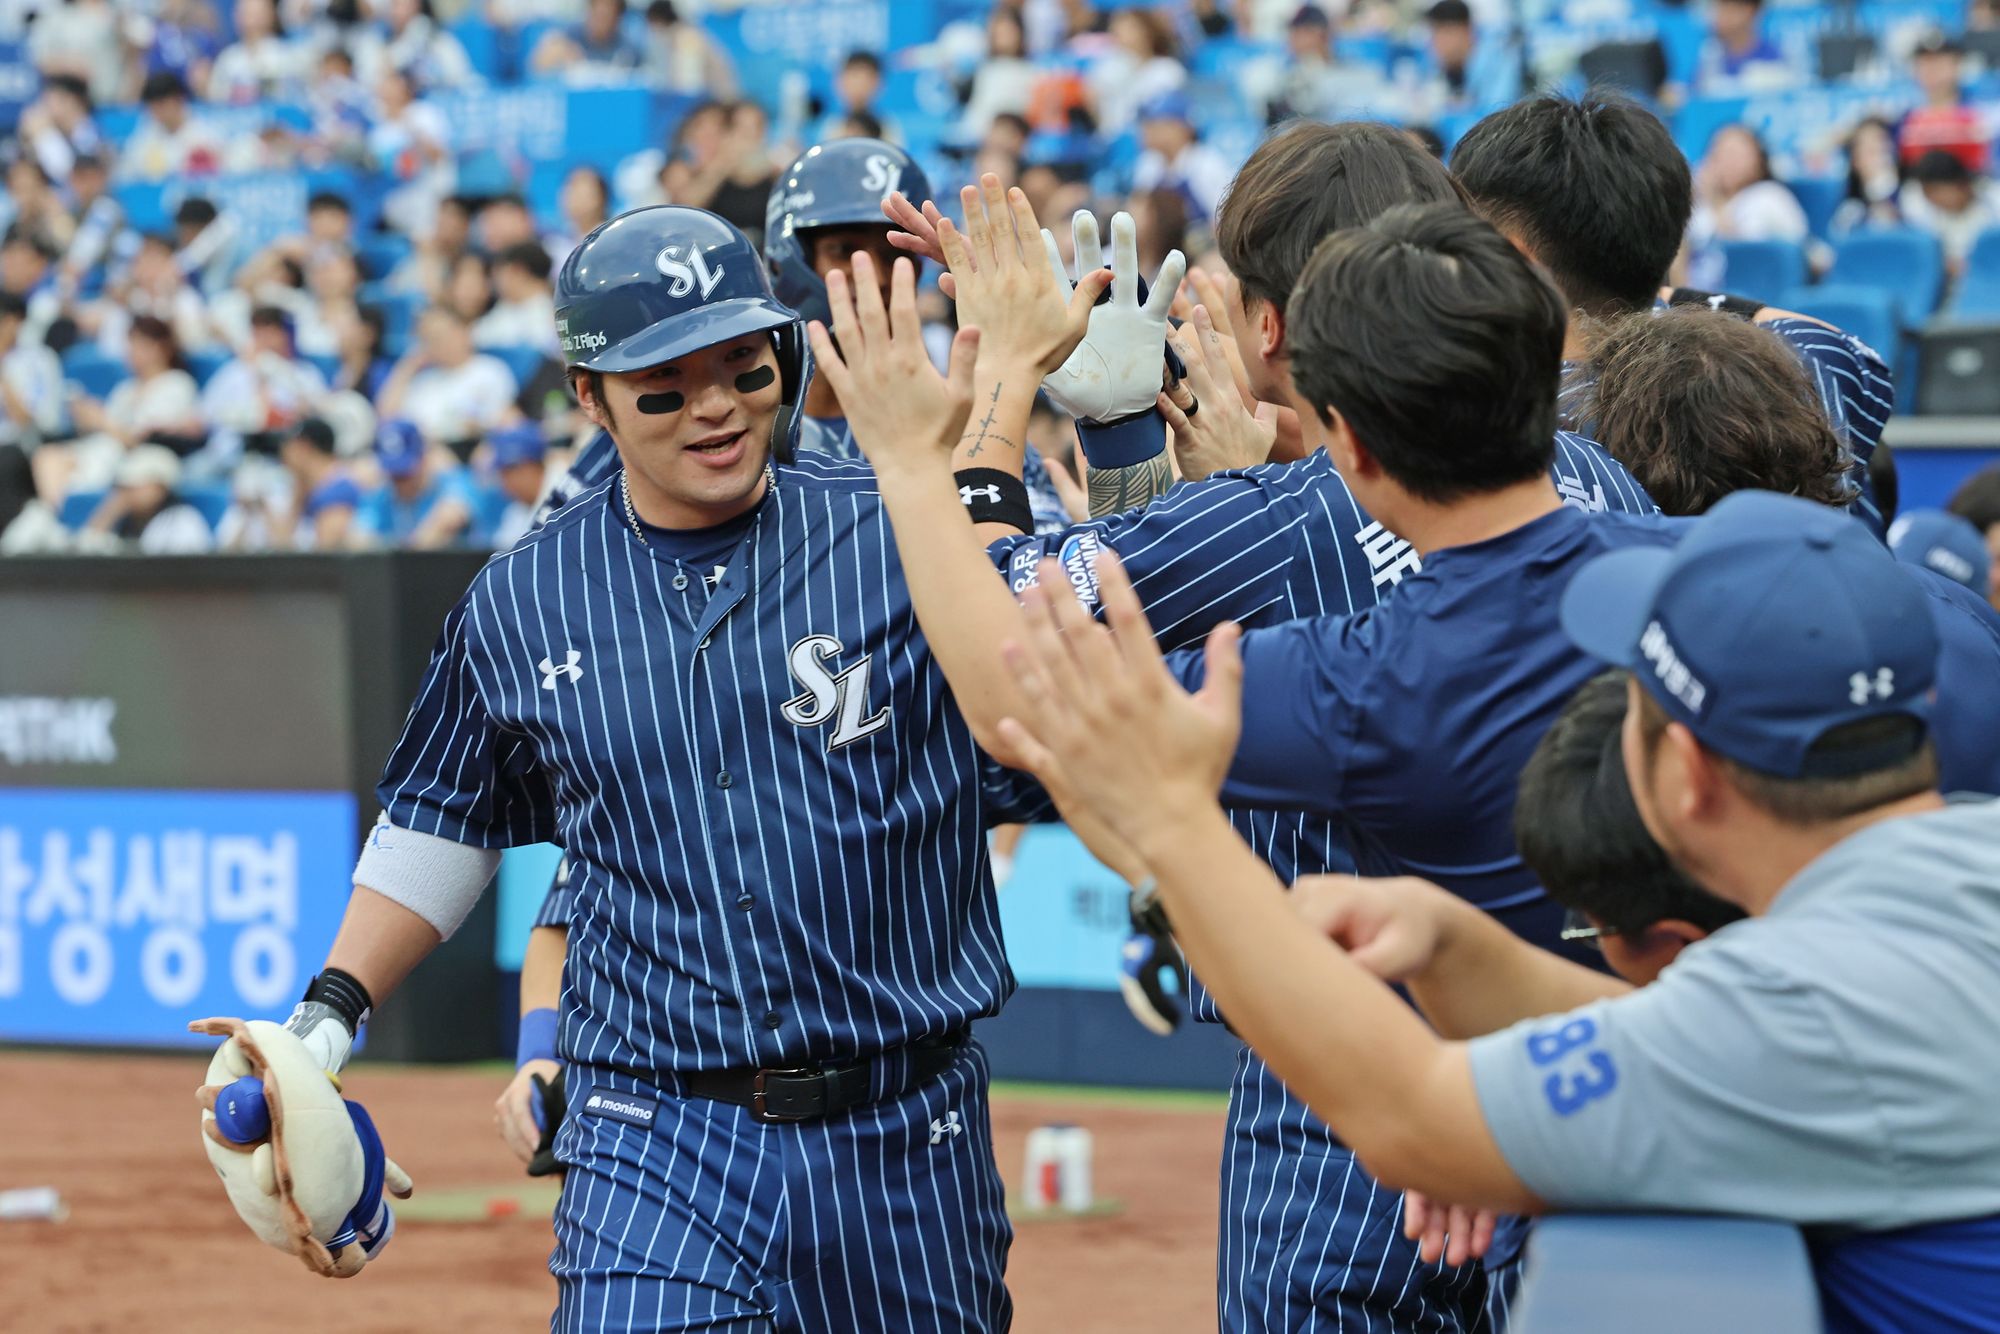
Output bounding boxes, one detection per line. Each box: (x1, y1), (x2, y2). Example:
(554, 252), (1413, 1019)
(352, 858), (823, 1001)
(672, 572), (689, 591)
(762, 1010), (782, 1030)
(736, 893), (755, 909)
(716, 770), (733, 789)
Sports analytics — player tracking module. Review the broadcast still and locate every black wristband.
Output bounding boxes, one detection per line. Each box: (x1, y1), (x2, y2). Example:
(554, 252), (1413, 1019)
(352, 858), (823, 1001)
(953, 468), (1034, 533)
(302, 967), (374, 1034)
(1667, 288), (1764, 319)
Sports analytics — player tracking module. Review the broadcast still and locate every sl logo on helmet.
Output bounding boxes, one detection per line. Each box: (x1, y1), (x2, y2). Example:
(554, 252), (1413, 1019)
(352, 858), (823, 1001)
(861, 154), (902, 198)
(656, 244), (726, 300)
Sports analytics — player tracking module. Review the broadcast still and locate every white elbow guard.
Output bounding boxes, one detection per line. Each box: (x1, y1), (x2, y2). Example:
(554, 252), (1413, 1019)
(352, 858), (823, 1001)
(351, 812), (502, 940)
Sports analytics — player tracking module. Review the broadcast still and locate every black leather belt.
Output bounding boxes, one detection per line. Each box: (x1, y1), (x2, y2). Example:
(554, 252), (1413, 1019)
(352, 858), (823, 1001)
(678, 1031), (967, 1124)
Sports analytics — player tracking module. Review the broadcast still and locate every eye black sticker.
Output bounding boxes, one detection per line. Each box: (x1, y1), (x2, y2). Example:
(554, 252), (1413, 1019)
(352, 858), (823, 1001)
(734, 364), (777, 394)
(635, 391), (685, 415)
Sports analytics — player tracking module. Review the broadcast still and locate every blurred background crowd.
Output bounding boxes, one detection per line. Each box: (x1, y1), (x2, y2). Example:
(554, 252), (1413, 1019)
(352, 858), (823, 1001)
(2, 0), (1999, 556)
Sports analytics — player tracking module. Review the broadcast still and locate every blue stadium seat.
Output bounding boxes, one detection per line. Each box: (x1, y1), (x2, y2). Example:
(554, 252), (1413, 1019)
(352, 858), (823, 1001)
(451, 15), (502, 80)
(1779, 284), (1901, 366)
(61, 346), (130, 401)
(1949, 227), (2000, 319)
(355, 233), (413, 282)
(183, 482), (232, 530)
(307, 353), (342, 385)
(1718, 239), (1807, 306)
(489, 345), (551, 388)
(363, 288), (426, 358)
(1786, 175), (1846, 241)
(187, 349), (230, 389)
(1825, 229), (1946, 323)
(59, 490), (102, 528)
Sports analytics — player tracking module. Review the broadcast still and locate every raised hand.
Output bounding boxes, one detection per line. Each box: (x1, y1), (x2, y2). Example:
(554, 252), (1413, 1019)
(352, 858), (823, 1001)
(1161, 305), (1283, 481)
(994, 548), (1243, 848)
(1040, 210), (1186, 424)
(938, 174), (1110, 378)
(806, 251), (981, 479)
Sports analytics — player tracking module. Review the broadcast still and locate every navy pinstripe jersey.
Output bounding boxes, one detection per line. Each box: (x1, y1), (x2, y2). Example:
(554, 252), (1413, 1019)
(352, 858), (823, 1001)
(378, 456), (1022, 1076)
(990, 433), (1656, 1022)
(800, 413), (1072, 536)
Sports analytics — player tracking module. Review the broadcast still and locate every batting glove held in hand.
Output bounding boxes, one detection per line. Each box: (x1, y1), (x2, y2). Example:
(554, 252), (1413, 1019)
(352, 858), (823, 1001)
(1040, 211), (1186, 424)
(1118, 879), (1187, 1036)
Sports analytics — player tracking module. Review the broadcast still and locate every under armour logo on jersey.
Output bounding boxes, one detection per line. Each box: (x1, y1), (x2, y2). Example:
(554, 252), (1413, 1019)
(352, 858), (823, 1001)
(1355, 521), (1422, 589)
(1849, 667), (1895, 704)
(780, 635), (891, 749)
(930, 1110), (962, 1145)
(1553, 471), (1608, 514)
(961, 484), (1001, 506)
(540, 649), (584, 690)
(655, 243), (725, 300)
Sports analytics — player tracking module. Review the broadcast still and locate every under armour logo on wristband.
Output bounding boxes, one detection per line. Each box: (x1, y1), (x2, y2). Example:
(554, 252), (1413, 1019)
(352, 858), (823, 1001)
(960, 484), (1001, 506)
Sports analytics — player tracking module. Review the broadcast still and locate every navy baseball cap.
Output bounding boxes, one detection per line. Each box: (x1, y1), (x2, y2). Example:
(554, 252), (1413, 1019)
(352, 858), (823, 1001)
(1560, 491), (1939, 778)
(1889, 508), (1992, 595)
(488, 421), (547, 470)
(376, 418), (426, 478)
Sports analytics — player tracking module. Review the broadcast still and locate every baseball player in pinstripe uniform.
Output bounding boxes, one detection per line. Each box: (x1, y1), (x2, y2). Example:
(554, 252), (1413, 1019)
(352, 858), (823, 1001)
(275, 197), (1117, 1331)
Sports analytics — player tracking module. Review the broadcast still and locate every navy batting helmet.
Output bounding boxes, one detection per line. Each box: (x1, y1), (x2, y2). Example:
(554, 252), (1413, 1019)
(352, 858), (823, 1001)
(765, 138), (931, 328)
(556, 205), (807, 458)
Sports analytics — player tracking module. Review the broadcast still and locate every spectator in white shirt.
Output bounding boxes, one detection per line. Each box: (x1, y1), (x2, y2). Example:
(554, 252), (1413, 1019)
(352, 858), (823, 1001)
(1687, 122), (1808, 285)
(0, 292), (65, 454)
(1903, 150), (2000, 276)
(118, 72), (224, 183)
(376, 307), (518, 454)
(194, 305), (329, 478)
(207, 0), (308, 104)
(548, 165), (610, 271)
(531, 0), (646, 84)
(1087, 8), (1187, 135)
(85, 233), (214, 361)
(26, 0), (120, 104)
(55, 154), (122, 303)
(16, 73), (104, 184)
(354, 0), (477, 92)
(1131, 92), (1236, 223)
(368, 65), (456, 238)
(0, 230), (64, 354)
(958, 6), (1036, 138)
(78, 444), (215, 554)
(474, 243), (559, 354)
(58, 314), (207, 493)
(641, 0), (736, 98)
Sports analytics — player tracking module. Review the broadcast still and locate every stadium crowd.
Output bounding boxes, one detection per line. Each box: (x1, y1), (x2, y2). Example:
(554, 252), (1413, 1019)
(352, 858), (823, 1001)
(0, 0), (1998, 559)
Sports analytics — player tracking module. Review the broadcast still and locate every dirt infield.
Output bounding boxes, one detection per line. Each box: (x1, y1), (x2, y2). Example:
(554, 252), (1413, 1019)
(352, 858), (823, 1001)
(0, 1050), (1223, 1333)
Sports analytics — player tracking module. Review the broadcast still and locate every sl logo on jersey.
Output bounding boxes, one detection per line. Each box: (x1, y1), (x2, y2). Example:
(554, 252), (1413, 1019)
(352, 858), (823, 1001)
(861, 154), (903, 199)
(656, 243), (725, 300)
(540, 649), (584, 690)
(780, 635), (890, 749)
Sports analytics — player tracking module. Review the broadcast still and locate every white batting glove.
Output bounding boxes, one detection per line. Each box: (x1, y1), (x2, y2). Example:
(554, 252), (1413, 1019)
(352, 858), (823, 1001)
(1040, 212), (1186, 423)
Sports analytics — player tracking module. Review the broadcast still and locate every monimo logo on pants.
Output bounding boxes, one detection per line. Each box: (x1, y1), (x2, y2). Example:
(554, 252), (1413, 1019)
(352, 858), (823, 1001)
(581, 1091), (657, 1129)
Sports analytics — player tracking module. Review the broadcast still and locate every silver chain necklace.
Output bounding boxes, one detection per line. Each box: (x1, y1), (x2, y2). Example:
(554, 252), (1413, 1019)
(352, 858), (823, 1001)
(619, 464), (776, 548)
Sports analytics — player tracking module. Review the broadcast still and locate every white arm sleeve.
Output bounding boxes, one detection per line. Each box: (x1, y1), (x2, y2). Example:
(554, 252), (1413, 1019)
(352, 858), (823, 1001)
(351, 811), (503, 940)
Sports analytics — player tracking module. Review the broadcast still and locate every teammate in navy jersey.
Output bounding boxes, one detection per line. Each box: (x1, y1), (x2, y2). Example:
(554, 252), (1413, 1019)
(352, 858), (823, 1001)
(1449, 93), (1895, 536)
(277, 198), (1114, 1331)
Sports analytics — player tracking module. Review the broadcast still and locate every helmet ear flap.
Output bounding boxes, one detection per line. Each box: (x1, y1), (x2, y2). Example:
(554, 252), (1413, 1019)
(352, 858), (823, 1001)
(768, 321), (809, 464)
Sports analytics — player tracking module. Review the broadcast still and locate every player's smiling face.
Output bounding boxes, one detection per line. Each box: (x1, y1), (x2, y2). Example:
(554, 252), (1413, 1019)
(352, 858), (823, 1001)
(587, 333), (783, 529)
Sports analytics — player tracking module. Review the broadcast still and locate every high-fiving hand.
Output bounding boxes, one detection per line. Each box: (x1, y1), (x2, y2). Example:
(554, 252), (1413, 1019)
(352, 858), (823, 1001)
(940, 175), (1111, 376)
(805, 252), (981, 479)
(1039, 211), (1185, 424)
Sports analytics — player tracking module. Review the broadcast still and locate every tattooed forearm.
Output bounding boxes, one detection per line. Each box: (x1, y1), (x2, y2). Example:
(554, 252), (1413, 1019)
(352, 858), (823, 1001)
(1086, 453), (1176, 517)
(963, 382), (1015, 459)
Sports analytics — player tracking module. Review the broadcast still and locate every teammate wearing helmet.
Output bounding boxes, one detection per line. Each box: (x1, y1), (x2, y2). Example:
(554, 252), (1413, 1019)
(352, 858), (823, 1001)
(273, 199), (1109, 1329)
(536, 137), (1071, 530)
